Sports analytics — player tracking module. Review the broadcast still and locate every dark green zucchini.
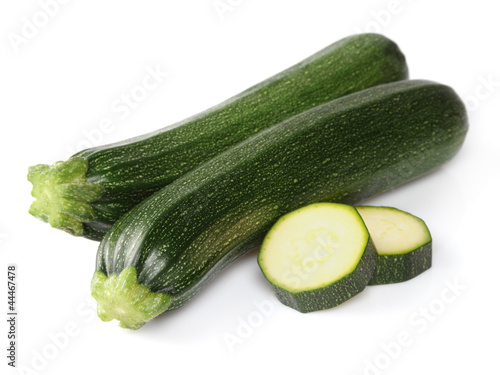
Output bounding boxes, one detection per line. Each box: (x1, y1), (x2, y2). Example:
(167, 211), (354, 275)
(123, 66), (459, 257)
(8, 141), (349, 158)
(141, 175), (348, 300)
(27, 33), (408, 240)
(91, 80), (468, 329)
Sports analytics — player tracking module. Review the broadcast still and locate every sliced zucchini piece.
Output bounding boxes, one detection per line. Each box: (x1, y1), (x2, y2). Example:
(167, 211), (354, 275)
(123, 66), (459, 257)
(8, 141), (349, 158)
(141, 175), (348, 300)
(356, 206), (432, 285)
(258, 203), (377, 313)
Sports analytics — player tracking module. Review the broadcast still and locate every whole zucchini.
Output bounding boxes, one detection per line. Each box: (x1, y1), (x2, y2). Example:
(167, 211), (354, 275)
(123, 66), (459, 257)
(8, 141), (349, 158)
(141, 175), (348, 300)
(91, 80), (468, 329)
(27, 33), (408, 240)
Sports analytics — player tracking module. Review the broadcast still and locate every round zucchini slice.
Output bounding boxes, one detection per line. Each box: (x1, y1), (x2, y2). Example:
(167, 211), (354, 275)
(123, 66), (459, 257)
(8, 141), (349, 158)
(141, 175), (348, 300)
(356, 206), (432, 285)
(258, 203), (377, 313)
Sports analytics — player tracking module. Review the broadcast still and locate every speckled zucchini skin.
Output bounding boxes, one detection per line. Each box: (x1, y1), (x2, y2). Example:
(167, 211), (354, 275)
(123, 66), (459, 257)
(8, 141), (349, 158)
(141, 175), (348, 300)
(368, 242), (432, 285)
(73, 33), (408, 239)
(95, 80), (468, 315)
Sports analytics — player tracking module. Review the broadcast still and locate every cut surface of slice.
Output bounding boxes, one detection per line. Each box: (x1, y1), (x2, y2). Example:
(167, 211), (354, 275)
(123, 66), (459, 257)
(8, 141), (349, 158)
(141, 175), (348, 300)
(258, 203), (377, 313)
(356, 206), (432, 285)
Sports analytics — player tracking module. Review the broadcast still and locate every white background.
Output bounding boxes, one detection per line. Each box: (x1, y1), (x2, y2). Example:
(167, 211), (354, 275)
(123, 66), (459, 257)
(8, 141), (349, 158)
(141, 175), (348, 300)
(1, 1), (499, 374)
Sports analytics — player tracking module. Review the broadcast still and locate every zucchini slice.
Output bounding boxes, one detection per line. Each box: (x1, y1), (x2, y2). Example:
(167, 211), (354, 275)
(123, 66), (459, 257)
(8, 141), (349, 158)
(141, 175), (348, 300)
(257, 203), (377, 313)
(356, 206), (432, 285)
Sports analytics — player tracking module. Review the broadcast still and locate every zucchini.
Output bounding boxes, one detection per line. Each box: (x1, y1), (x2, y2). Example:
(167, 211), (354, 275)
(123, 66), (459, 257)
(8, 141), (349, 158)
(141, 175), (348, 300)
(27, 33), (409, 240)
(257, 203), (377, 313)
(356, 206), (432, 285)
(91, 80), (467, 329)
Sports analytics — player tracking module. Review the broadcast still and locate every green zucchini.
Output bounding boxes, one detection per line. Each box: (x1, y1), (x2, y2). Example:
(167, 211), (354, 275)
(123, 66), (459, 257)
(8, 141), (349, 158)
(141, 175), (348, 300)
(91, 80), (467, 329)
(27, 33), (408, 240)
(356, 206), (432, 285)
(257, 203), (377, 313)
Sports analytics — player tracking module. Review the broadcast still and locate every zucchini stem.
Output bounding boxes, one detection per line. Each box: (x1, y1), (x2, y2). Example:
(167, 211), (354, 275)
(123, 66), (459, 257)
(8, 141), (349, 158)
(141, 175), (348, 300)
(91, 267), (172, 330)
(27, 158), (104, 236)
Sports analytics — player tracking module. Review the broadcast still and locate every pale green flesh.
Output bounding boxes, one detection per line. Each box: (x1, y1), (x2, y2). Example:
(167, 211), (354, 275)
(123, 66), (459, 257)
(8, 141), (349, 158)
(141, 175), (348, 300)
(356, 206), (431, 255)
(259, 203), (369, 293)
